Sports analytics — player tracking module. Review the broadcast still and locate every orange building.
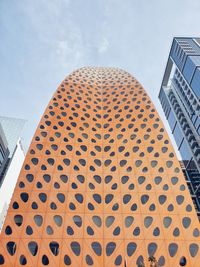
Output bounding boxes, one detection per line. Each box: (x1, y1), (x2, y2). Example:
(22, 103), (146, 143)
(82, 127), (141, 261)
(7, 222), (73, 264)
(0, 67), (199, 267)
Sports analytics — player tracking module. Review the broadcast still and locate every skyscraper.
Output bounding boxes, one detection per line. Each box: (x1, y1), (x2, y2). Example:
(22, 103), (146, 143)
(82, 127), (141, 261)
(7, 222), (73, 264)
(159, 37), (200, 218)
(0, 117), (26, 230)
(0, 123), (9, 184)
(0, 67), (199, 267)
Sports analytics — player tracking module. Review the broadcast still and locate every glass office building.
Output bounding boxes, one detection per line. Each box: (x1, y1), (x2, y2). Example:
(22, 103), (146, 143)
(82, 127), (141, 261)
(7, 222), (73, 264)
(0, 123), (9, 184)
(0, 117), (26, 157)
(0, 117), (25, 187)
(159, 37), (200, 219)
(0, 67), (199, 266)
(0, 117), (25, 230)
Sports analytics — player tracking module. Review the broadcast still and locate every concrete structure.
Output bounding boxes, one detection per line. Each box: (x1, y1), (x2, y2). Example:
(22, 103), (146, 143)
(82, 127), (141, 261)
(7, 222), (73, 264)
(0, 117), (25, 230)
(0, 68), (199, 266)
(159, 37), (200, 219)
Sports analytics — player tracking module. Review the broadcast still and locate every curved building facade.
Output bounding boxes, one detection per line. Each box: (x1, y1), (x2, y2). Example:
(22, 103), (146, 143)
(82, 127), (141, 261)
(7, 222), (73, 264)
(0, 67), (199, 266)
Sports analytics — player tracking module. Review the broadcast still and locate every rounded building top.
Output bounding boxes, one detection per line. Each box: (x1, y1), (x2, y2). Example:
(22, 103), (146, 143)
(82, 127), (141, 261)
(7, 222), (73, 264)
(65, 67), (136, 85)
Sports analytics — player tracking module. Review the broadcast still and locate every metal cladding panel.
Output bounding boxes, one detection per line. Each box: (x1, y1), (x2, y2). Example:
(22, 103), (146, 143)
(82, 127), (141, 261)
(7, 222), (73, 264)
(0, 67), (199, 267)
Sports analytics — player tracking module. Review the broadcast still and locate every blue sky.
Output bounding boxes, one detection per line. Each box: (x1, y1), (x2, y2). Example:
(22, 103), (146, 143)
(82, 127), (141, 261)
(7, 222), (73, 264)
(1, 0), (200, 151)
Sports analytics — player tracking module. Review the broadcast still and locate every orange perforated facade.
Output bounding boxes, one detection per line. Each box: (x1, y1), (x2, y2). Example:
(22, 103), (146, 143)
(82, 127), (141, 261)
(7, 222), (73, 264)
(0, 67), (199, 266)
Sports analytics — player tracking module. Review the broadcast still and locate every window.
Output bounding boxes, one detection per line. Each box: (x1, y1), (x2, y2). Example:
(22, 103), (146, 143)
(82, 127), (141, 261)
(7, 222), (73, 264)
(49, 242), (59, 256)
(70, 242), (80, 256)
(28, 242), (38, 256)
(106, 242), (116, 256)
(91, 242), (102, 256)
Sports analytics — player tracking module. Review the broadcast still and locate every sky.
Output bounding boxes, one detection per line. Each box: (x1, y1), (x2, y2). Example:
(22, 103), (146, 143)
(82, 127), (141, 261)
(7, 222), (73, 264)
(1, 0), (200, 153)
